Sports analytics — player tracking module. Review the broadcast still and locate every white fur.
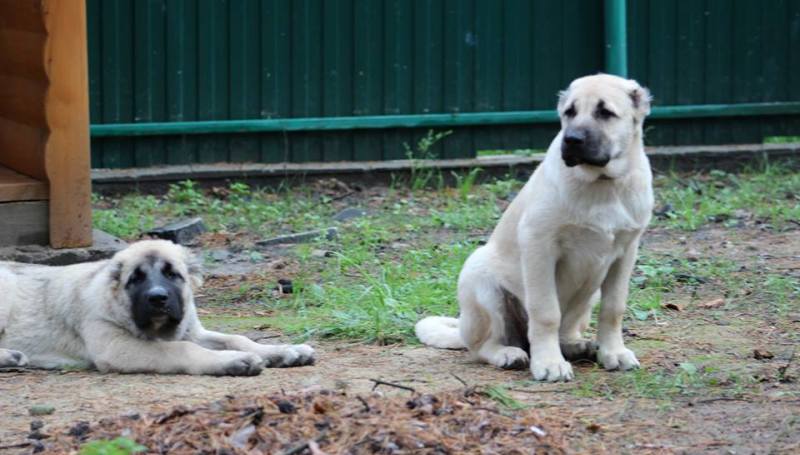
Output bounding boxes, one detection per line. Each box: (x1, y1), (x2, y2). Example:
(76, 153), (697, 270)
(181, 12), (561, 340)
(0, 240), (315, 375)
(416, 74), (654, 381)
(414, 316), (464, 349)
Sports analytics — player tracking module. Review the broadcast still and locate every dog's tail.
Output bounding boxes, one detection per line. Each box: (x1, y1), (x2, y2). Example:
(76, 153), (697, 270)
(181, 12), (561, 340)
(414, 316), (465, 349)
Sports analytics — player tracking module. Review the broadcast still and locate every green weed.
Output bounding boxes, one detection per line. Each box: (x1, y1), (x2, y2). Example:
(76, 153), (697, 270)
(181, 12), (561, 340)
(655, 167), (800, 230)
(483, 385), (528, 410)
(79, 438), (146, 455)
(405, 129), (452, 191)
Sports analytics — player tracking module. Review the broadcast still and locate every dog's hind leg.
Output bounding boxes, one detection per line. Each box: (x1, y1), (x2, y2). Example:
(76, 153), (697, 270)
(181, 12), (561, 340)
(459, 280), (529, 370)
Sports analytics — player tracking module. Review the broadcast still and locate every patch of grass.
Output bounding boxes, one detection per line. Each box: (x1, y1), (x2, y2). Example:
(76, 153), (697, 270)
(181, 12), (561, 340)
(91, 167), (795, 346)
(80, 437), (145, 455)
(574, 363), (738, 400)
(654, 167), (800, 230)
(273, 235), (474, 344)
(405, 129), (452, 191)
(762, 274), (800, 314)
(482, 385), (528, 410)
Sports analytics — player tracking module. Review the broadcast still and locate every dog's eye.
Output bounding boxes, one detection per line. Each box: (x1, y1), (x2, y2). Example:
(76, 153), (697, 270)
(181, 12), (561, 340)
(564, 105), (577, 118)
(162, 265), (180, 280)
(597, 107), (617, 119)
(129, 269), (146, 285)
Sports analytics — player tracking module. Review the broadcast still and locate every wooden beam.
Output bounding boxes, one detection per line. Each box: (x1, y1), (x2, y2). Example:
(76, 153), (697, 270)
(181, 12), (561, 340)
(0, 29), (48, 82)
(0, 164), (48, 202)
(0, 74), (47, 128)
(0, 0), (46, 33)
(0, 117), (46, 180)
(42, 0), (92, 248)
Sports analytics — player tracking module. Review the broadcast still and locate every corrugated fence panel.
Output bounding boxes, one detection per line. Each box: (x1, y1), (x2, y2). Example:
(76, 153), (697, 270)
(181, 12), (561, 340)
(88, 0), (800, 168)
(627, 0), (800, 147)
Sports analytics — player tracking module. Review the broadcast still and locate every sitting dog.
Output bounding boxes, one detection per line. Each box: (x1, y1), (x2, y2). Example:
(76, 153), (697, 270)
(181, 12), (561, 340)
(416, 74), (654, 381)
(0, 240), (314, 375)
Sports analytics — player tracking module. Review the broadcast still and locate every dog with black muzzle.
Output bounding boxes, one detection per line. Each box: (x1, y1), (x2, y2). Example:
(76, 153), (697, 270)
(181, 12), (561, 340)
(416, 74), (654, 382)
(0, 240), (314, 375)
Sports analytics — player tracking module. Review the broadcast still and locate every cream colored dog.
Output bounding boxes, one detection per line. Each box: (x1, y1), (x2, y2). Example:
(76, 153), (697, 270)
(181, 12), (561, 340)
(0, 240), (314, 375)
(416, 74), (653, 382)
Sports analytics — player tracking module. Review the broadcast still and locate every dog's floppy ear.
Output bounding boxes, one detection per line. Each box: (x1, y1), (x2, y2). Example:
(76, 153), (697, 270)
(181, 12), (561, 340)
(182, 248), (204, 290)
(627, 81), (652, 119)
(557, 89), (570, 111)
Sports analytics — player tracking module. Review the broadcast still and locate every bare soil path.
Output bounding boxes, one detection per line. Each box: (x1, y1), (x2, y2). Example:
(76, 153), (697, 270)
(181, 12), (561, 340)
(1, 226), (798, 453)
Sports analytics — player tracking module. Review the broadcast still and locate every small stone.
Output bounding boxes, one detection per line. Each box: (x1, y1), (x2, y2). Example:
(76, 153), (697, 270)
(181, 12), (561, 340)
(0, 230), (127, 266)
(277, 279), (293, 294)
(257, 227), (338, 247)
(30, 420), (44, 431)
(686, 249), (701, 262)
(28, 405), (55, 416)
(698, 298), (725, 309)
(333, 207), (368, 222)
(753, 349), (774, 360)
(68, 421), (91, 438)
(311, 249), (335, 258)
(653, 203), (674, 219)
(147, 218), (207, 245)
(210, 250), (232, 262)
(276, 400), (296, 414)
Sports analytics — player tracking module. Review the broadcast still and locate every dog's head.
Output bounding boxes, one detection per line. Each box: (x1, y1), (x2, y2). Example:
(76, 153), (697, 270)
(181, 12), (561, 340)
(108, 240), (203, 339)
(557, 74), (651, 177)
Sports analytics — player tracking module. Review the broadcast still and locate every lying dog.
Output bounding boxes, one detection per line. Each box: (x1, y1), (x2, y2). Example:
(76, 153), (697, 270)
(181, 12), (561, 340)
(0, 240), (314, 375)
(416, 74), (654, 381)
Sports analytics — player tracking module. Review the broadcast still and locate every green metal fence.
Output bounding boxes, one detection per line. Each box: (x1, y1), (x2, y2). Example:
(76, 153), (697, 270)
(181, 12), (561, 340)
(88, 0), (800, 168)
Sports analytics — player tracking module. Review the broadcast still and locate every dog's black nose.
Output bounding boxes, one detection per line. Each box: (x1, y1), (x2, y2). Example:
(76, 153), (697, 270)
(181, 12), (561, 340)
(146, 288), (169, 306)
(563, 131), (585, 146)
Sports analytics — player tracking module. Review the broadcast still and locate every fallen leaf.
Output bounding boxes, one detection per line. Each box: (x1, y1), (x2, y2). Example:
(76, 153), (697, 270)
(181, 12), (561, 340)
(585, 423), (602, 433)
(699, 298), (725, 309)
(753, 349), (774, 360)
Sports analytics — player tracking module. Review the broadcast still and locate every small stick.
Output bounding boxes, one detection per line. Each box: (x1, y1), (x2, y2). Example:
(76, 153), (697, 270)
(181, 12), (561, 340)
(280, 435), (326, 455)
(692, 397), (752, 405)
(450, 373), (468, 387)
(356, 395), (370, 412)
(0, 442), (32, 450)
(369, 378), (416, 393)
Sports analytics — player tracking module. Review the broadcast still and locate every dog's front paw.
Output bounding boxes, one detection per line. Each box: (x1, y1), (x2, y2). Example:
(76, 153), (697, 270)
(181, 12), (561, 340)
(598, 346), (640, 371)
(220, 352), (263, 376)
(264, 344), (315, 368)
(531, 356), (574, 382)
(488, 346), (529, 370)
(0, 349), (29, 368)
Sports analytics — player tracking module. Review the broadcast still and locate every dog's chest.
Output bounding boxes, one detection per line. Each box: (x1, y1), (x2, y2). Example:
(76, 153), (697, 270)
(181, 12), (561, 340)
(557, 225), (639, 279)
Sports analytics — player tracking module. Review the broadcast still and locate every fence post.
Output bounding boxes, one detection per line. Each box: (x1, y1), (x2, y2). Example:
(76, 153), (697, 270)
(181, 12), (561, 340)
(604, 0), (628, 77)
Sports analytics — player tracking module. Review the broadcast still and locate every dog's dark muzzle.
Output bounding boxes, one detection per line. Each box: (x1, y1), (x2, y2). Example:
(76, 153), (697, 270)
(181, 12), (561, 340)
(561, 129), (609, 168)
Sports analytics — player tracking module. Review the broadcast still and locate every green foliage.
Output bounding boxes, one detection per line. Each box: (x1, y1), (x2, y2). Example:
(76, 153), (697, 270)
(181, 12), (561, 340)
(654, 166), (800, 231)
(404, 129), (452, 191)
(483, 385), (528, 410)
(453, 167), (483, 201)
(79, 438), (146, 455)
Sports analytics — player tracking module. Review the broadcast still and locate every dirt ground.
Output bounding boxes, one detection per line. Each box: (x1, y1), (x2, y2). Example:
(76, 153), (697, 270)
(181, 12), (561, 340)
(1, 223), (798, 453)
